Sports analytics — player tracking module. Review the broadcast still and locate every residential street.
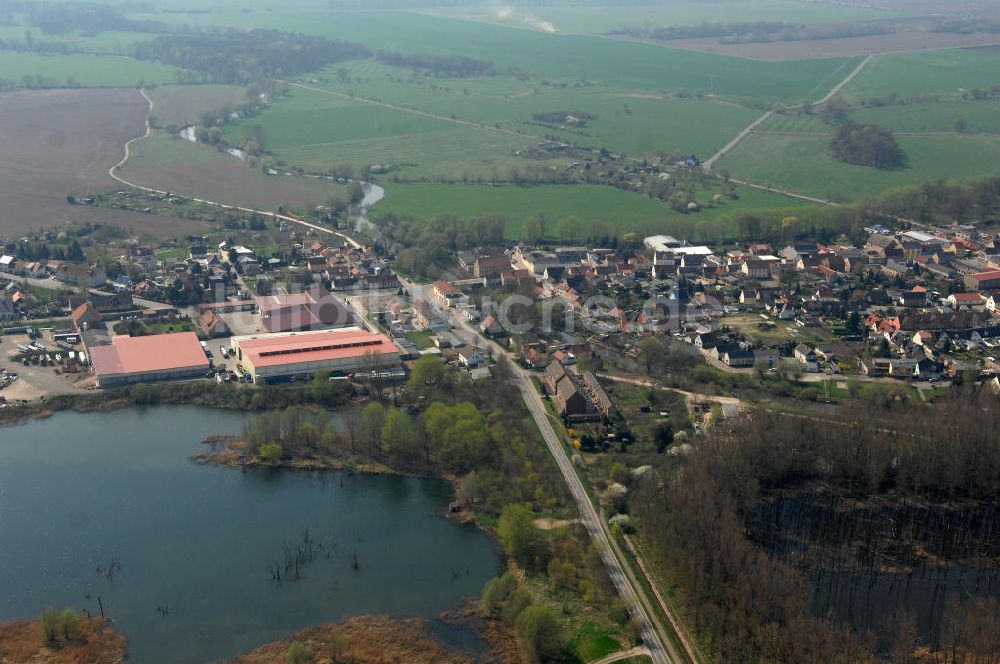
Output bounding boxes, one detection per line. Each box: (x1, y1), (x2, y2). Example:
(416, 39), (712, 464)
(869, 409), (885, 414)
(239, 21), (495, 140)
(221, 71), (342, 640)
(400, 276), (690, 664)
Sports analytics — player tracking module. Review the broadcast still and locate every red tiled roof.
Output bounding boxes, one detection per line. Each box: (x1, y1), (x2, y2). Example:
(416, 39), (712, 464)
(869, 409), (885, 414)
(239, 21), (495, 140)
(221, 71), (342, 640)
(237, 328), (397, 368)
(91, 332), (208, 376)
(433, 280), (459, 296)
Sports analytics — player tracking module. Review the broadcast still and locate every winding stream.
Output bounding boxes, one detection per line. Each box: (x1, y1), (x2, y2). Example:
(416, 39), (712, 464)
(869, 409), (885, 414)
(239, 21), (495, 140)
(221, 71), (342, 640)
(178, 126), (384, 235)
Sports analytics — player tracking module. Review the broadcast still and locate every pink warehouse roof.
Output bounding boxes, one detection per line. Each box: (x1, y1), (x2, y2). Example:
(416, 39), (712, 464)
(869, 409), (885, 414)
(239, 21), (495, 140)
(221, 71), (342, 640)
(238, 328), (397, 368)
(91, 332), (209, 376)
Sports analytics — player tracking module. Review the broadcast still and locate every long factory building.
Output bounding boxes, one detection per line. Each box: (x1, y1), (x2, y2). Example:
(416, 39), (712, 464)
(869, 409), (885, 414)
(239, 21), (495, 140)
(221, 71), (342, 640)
(230, 326), (401, 384)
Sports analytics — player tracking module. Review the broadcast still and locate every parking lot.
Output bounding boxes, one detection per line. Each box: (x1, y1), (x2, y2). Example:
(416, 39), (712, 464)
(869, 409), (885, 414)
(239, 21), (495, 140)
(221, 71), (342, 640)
(0, 331), (91, 402)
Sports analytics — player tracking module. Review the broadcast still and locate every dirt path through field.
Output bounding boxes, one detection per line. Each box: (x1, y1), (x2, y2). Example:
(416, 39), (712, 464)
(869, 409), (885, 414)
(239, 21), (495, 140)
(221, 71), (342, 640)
(109, 88), (365, 250)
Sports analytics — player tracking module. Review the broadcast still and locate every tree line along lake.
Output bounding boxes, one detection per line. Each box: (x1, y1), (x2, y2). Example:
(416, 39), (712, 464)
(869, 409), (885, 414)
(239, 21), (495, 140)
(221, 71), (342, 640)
(0, 406), (501, 663)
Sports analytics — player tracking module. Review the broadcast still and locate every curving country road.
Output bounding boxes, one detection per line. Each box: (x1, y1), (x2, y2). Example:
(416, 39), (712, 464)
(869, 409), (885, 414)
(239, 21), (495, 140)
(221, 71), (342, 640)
(109, 88), (365, 250)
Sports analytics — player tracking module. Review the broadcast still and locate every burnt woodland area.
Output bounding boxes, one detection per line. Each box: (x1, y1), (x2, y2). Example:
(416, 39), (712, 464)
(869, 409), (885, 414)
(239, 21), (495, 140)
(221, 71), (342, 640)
(634, 388), (1000, 663)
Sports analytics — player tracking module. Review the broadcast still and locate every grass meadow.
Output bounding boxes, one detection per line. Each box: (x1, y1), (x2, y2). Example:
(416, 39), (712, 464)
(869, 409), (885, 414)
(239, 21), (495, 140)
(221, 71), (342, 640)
(0, 26), (155, 54)
(374, 181), (813, 240)
(837, 48), (1000, 102)
(140, 9), (854, 103)
(219, 86), (560, 180)
(850, 99), (1000, 134)
(0, 52), (183, 87)
(299, 60), (762, 159)
(718, 131), (1000, 202)
(422, 0), (894, 34)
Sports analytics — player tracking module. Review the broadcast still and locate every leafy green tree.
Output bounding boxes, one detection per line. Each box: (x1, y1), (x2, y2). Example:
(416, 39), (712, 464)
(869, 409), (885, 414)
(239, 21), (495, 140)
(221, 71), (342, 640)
(407, 355), (447, 397)
(259, 443), (283, 464)
(497, 503), (539, 565)
(328, 633), (348, 662)
(40, 608), (59, 646)
(502, 587), (533, 626)
(361, 402), (386, 455)
(287, 640), (312, 664)
(59, 608), (80, 641)
(481, 571), (519, 615)
(515, 605), (563, 663)
(422, 402), (490, 472)
(382, 407), (418, 465)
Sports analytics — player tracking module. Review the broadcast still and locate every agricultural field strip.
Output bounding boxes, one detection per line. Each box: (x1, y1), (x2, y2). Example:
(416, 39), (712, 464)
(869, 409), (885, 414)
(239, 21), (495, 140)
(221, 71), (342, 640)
(110, 88), (362, 250)
(718, 131), (1000, 204)
(703, 54), (874, 201)
(287, 81), (565, 146)
(285, 80), (759, 182)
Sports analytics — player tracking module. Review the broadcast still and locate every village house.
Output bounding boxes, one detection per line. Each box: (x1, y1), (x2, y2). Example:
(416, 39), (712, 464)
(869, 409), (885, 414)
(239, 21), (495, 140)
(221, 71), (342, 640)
(947, 292), (985, 310)
(544, 360), (591, 417)
(722, 349), (755, 368)
(474, 254), (512, 281)
(458, 348), (486, 368)
(431, 280), (468, 308)
(793, 343), (816, 364)
(71, 302), (103, 331)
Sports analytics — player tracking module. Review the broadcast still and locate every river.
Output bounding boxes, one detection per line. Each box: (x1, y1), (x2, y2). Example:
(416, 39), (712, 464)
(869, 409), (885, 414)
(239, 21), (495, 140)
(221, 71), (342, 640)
(0, 406), (500, 663)
(178, 126), (384, 237)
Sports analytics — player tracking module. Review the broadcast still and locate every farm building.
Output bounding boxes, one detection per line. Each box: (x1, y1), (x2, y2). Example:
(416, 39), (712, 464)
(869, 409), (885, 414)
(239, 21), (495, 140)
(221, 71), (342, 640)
(254, 287), (354, 333)
(90, 332), (210, 387)
(231, 327), (401, 384)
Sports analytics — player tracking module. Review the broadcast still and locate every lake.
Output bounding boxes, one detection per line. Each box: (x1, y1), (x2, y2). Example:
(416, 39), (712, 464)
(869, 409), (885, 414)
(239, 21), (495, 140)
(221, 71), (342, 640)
(0, 406), (501, 662)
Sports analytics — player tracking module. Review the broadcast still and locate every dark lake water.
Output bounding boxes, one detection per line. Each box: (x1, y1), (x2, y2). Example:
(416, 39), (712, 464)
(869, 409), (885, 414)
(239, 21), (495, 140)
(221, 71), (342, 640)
(0, 406), (501, 663)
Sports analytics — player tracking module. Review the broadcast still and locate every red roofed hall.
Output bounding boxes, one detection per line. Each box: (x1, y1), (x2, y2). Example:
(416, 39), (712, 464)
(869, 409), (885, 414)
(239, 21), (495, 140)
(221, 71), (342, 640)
(90, 332), (210, 387)
(230, 327), (401, 384)
(966, 270), (1000, 291)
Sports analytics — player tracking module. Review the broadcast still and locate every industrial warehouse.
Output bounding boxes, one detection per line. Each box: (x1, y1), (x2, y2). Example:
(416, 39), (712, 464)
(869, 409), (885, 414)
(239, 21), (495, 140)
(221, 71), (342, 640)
(89, 332), (211, 388)
(230, 327), (402, 384)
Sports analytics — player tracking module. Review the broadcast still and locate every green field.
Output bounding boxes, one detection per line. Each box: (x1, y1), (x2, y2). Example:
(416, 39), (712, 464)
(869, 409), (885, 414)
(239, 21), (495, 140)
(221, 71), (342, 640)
(299, 60), (761, 160)
(121, 131), (350, 212)
(838, 48), (1000, 102)
(0, 52), (184, 87)
(0, 26), (155, 54)
(719, 131), (1000, 202)
(423, 0), (893, 34)
(220, 86), (565, 179)
(374, 181), (812, 239)
(850, 99), (1000, 134)
(140, 9), (854, 103)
